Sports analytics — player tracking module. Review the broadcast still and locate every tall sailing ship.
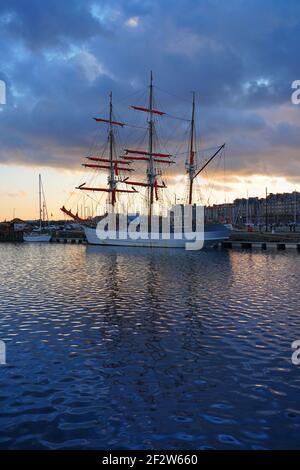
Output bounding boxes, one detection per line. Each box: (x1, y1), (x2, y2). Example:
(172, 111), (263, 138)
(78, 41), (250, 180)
(61, 73), (231, 248)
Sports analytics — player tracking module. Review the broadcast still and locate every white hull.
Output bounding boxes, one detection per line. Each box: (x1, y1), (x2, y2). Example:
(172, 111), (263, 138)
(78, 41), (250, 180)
(23, 233), (51, 242)
(83, 224), (230, 249)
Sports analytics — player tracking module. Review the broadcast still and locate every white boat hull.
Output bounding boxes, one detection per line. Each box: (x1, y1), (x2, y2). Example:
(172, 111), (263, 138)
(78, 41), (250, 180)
(83, 224), (230, 249)
(23, 233), (51, 243)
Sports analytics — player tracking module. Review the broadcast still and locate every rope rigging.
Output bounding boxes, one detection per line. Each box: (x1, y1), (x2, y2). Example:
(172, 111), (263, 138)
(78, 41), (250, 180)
(61, 76), (226, 221)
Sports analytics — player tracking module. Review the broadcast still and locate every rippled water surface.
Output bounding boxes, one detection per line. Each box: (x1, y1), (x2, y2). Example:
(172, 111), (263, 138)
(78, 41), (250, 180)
(0, 243), (300, 449)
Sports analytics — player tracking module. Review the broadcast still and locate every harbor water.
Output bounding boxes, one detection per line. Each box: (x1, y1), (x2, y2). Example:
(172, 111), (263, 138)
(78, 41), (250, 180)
(0, 244), (299, 449)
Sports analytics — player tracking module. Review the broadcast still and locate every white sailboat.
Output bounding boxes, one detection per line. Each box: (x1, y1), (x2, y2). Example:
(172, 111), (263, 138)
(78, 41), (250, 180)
(24, 174), (51, 242)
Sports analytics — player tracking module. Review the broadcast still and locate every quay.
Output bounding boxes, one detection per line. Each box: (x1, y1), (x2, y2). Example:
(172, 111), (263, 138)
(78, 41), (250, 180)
(50, 237), (85, 244)
(0, 224), (86, 244)
(221, 230), (300, 251)
(50, 230), (86, 244)
(0, 222), (23, 242)
(1, 223), (300, 250)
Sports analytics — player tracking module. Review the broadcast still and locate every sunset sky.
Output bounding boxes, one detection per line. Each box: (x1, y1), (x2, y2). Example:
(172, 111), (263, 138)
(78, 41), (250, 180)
(0, 0), (300, 220)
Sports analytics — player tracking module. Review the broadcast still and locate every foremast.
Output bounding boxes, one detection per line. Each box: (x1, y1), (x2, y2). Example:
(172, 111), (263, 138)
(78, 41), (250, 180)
(61, 92), (136, 221)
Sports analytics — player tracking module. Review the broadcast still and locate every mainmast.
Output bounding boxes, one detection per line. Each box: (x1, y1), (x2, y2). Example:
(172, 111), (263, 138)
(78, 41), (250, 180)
(147, 71), (155, 218)
(108, 91), (116, 207)
(122, 72), (172, 218)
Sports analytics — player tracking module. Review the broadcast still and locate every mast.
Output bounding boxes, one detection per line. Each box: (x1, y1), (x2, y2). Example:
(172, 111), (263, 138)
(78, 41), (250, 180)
(188, 92), (195, 205)
(123, 72), (171, 218)
(294, 190), (297, 226)
(62, 91), (137, 220)
(109, 91), (116, 207)
(265, 187), (268, 232)
(185, 92), (225, 207)
(39, 174), (42, 234)
(40, 177), (49, 226)
(148, 71), (155, 218)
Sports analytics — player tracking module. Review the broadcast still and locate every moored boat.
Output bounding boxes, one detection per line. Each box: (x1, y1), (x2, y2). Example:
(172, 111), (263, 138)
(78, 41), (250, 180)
(23, 232), (51, 242)
(61, 73), (231, 249)
(24, 174), (51, 243)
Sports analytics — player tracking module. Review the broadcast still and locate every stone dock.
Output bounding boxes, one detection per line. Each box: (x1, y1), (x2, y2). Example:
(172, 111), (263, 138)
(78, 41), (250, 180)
(221, 231), (300, 251)
(50, 230), (86, 244)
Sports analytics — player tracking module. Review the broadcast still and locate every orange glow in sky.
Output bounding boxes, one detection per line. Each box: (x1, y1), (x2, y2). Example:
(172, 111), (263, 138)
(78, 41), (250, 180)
(1, 163), (300, 221)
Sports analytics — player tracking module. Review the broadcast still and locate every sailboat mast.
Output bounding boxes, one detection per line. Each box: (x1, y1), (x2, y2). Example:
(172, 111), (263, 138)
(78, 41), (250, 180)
(148, 71), (155, 218)
(109, 92), (116, 206)
(39, 174), (42, 234)
(188, 92), (195, 205)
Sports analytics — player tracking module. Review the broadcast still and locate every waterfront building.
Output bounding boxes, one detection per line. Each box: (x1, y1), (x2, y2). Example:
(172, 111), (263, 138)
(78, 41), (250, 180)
(205, 191), (300, 227)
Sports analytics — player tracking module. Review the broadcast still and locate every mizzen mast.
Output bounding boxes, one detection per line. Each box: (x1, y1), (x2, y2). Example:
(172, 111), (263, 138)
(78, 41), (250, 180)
(186, 92), (225, 205)
(188, 92), (196, 205)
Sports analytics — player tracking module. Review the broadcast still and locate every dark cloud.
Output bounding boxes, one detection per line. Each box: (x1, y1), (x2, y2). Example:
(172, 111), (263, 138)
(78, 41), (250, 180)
(0, 0), (300, 181)
(0, 0), (108, 51)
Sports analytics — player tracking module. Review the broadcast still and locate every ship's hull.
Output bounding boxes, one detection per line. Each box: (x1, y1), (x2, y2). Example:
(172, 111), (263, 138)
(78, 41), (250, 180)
(83, 224), (230, 249)
(23, 233), (51, 242)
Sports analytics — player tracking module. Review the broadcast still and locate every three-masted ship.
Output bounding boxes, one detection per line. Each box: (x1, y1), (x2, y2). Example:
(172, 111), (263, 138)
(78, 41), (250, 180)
(61, 73), (231, 248)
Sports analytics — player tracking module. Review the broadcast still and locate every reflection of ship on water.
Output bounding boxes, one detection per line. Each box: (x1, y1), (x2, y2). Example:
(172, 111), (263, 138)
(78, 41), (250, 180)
(85, 244), (232, 349)
(61, 73), (231, 248)
(84, 246), (233, 429)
